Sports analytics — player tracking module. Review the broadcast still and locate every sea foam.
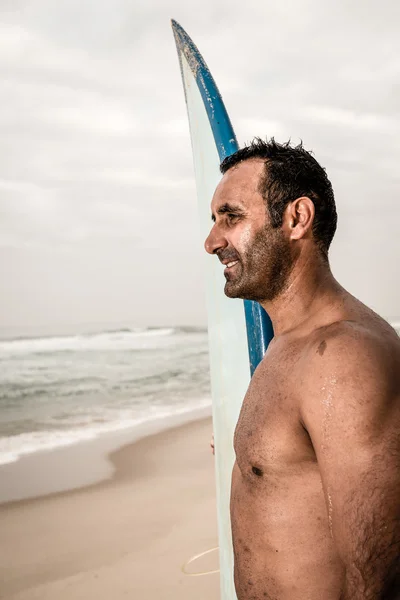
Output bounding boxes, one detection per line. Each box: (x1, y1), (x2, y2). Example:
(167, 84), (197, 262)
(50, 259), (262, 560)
(0, 327), (211, 465)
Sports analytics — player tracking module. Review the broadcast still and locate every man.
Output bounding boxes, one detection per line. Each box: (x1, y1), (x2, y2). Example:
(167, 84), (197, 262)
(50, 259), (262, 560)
(205, 139), (400, 600)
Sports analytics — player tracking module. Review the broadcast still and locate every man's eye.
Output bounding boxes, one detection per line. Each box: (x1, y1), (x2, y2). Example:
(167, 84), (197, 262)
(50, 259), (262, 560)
(227, 213), (239, 221)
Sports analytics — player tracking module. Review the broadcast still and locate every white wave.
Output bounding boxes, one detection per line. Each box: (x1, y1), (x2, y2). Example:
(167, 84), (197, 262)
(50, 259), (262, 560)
(0, 399), (212, 466)
(0, 327), (177, 356)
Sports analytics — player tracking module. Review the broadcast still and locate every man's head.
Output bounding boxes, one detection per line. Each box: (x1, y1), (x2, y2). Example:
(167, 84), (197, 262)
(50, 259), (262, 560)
(204, 138), (337, 303)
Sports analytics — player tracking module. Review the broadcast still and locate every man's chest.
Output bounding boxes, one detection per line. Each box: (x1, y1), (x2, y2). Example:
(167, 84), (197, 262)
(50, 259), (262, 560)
(233, 345), (315, 478)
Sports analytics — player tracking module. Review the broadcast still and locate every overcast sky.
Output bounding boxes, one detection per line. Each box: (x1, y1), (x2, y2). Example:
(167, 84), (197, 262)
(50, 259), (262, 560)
(0, 0), (399, 334)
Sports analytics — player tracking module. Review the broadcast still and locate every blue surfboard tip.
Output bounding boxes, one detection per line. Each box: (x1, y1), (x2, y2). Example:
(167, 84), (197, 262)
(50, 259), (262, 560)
(170, 19), (182, 41)
(170, 21), (238, 162)
(170, 18), (181, 30)
(171, 20), (206, 78)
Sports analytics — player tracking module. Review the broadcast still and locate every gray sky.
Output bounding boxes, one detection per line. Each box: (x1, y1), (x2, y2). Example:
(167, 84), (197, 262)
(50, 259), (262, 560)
(0, 0), (399, 333)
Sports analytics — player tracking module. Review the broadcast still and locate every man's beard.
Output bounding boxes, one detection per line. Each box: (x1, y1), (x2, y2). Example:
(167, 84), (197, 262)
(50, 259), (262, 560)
(221, 225), (294, 303)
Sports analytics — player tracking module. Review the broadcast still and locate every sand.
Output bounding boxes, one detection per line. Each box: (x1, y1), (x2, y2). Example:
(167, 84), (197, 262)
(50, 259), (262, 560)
(0, 417), (221, 599)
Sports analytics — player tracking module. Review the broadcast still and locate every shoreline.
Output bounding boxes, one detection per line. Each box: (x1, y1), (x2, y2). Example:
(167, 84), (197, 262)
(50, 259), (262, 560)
(0, 404), (212, 504)
(0, 416), (220, 599)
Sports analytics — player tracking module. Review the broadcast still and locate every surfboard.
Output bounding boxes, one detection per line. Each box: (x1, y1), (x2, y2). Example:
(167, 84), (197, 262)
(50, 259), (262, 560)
(171, 20), (273, 599)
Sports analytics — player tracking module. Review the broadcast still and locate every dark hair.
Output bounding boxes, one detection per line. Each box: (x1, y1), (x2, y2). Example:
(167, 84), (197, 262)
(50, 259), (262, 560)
(220, 138), (337, 257)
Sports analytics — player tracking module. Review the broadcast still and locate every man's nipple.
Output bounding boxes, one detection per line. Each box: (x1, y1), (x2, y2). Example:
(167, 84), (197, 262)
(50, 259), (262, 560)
(252, 466), (263, 477)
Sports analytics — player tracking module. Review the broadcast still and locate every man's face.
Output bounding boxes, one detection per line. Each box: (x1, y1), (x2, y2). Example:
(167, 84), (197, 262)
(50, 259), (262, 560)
(204, 159), (293, 303)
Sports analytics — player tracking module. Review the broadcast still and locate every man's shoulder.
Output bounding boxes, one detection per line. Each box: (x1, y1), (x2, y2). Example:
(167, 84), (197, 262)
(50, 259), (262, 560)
(300, 317), (400, 452)
(299, 317), (400, 410)
(306, 317), (399, 369)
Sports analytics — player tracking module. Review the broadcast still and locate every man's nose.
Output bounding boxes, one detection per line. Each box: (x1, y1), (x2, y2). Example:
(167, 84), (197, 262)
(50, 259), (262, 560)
(204, 226), (228, 255)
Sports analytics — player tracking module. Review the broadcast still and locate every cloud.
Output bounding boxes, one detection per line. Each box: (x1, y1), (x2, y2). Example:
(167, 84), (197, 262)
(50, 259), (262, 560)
(0, 0), (399, 327)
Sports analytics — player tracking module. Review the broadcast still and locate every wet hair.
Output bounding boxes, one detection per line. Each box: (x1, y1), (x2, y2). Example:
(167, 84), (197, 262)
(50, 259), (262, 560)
(220, 138), (337, 258)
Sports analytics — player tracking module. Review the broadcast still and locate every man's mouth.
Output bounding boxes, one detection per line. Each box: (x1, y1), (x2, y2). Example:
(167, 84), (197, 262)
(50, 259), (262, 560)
(218, 253), (240, 276)
(223, 260), (239, 276)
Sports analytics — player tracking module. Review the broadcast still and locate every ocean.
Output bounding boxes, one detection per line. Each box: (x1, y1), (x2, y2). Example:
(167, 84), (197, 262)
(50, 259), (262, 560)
(1, 319), (399, 468)
(0, 327), (211, 466)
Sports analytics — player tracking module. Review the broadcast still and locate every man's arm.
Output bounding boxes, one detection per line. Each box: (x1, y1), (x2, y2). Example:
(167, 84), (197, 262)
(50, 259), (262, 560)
(301, 324), (400, 600)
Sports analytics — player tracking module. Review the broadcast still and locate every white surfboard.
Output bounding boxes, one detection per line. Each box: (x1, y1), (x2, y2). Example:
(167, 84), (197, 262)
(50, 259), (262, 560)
(172, 20), (273, 599)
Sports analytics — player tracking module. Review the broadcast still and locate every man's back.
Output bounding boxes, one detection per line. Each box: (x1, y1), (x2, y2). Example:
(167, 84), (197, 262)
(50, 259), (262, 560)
(231, 290), (400, 599)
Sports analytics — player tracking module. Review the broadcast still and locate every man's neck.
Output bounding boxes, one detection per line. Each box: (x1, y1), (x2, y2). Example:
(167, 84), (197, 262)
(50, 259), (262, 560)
(260, 254), (343, 338)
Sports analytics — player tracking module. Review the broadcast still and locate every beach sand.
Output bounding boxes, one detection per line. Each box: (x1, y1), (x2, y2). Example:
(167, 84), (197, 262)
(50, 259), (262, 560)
(0, 417), (220, 599)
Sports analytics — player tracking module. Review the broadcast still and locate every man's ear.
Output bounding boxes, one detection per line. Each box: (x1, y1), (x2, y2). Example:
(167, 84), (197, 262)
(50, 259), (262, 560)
(284, 196), (315, 241)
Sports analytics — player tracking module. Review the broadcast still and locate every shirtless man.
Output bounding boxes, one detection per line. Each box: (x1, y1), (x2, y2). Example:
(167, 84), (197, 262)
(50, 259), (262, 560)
(204, 139), (400, 600)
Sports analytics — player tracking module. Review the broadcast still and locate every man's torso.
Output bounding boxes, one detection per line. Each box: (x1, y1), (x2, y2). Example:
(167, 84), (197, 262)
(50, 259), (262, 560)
(231, 307), (399, 600)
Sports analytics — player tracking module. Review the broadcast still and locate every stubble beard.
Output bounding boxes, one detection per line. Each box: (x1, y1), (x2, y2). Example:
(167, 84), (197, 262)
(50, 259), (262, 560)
(224, 225), (294, 303)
